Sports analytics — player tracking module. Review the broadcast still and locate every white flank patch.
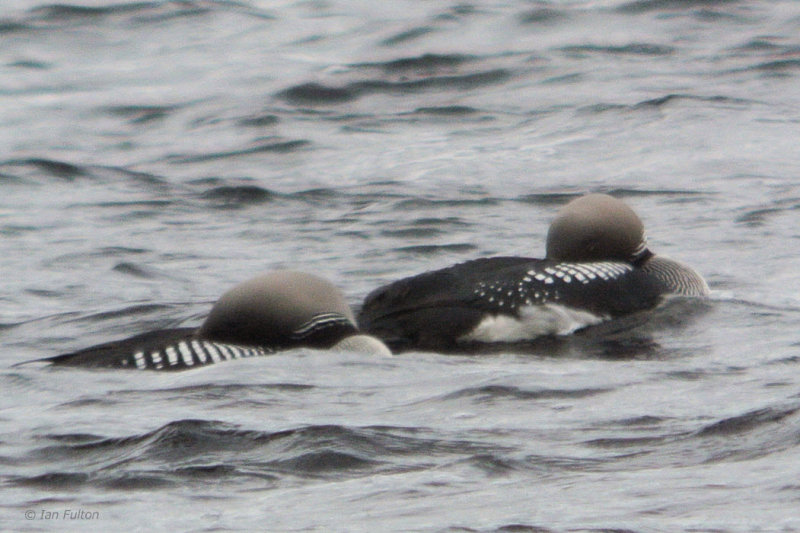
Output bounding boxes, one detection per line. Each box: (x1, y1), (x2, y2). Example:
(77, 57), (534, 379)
(458, 304), (607, 343)
(331, 335), (393, 357)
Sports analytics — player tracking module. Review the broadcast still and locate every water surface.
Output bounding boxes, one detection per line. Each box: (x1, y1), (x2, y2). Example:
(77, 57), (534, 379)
(2, 0), (800, 531)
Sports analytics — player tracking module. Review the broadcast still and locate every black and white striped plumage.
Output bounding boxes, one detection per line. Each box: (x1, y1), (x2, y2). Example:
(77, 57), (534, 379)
(358, 194), (709, 352)
(46, 310), (362, 371)
(290, 312), (356, 343)
(358, 257), (667, 352)
(39, 271), (390, 371)
(46, 328), (273, 371)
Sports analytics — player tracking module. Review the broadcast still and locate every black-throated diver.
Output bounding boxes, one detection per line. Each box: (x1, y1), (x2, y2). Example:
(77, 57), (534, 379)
(357, 194), (708, 352)
(42, 270), (391, 370)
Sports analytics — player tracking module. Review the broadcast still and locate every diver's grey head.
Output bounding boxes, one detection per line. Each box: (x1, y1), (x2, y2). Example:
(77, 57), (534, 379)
(545, 194), (649, 264)
(198, 270), (357, 348)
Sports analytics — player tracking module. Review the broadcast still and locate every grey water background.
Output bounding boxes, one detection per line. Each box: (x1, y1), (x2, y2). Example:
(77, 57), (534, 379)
(2, 0), (800, 530)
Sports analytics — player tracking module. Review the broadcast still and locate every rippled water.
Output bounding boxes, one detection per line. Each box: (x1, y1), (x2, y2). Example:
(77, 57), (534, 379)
(2, 0), (800, 531)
